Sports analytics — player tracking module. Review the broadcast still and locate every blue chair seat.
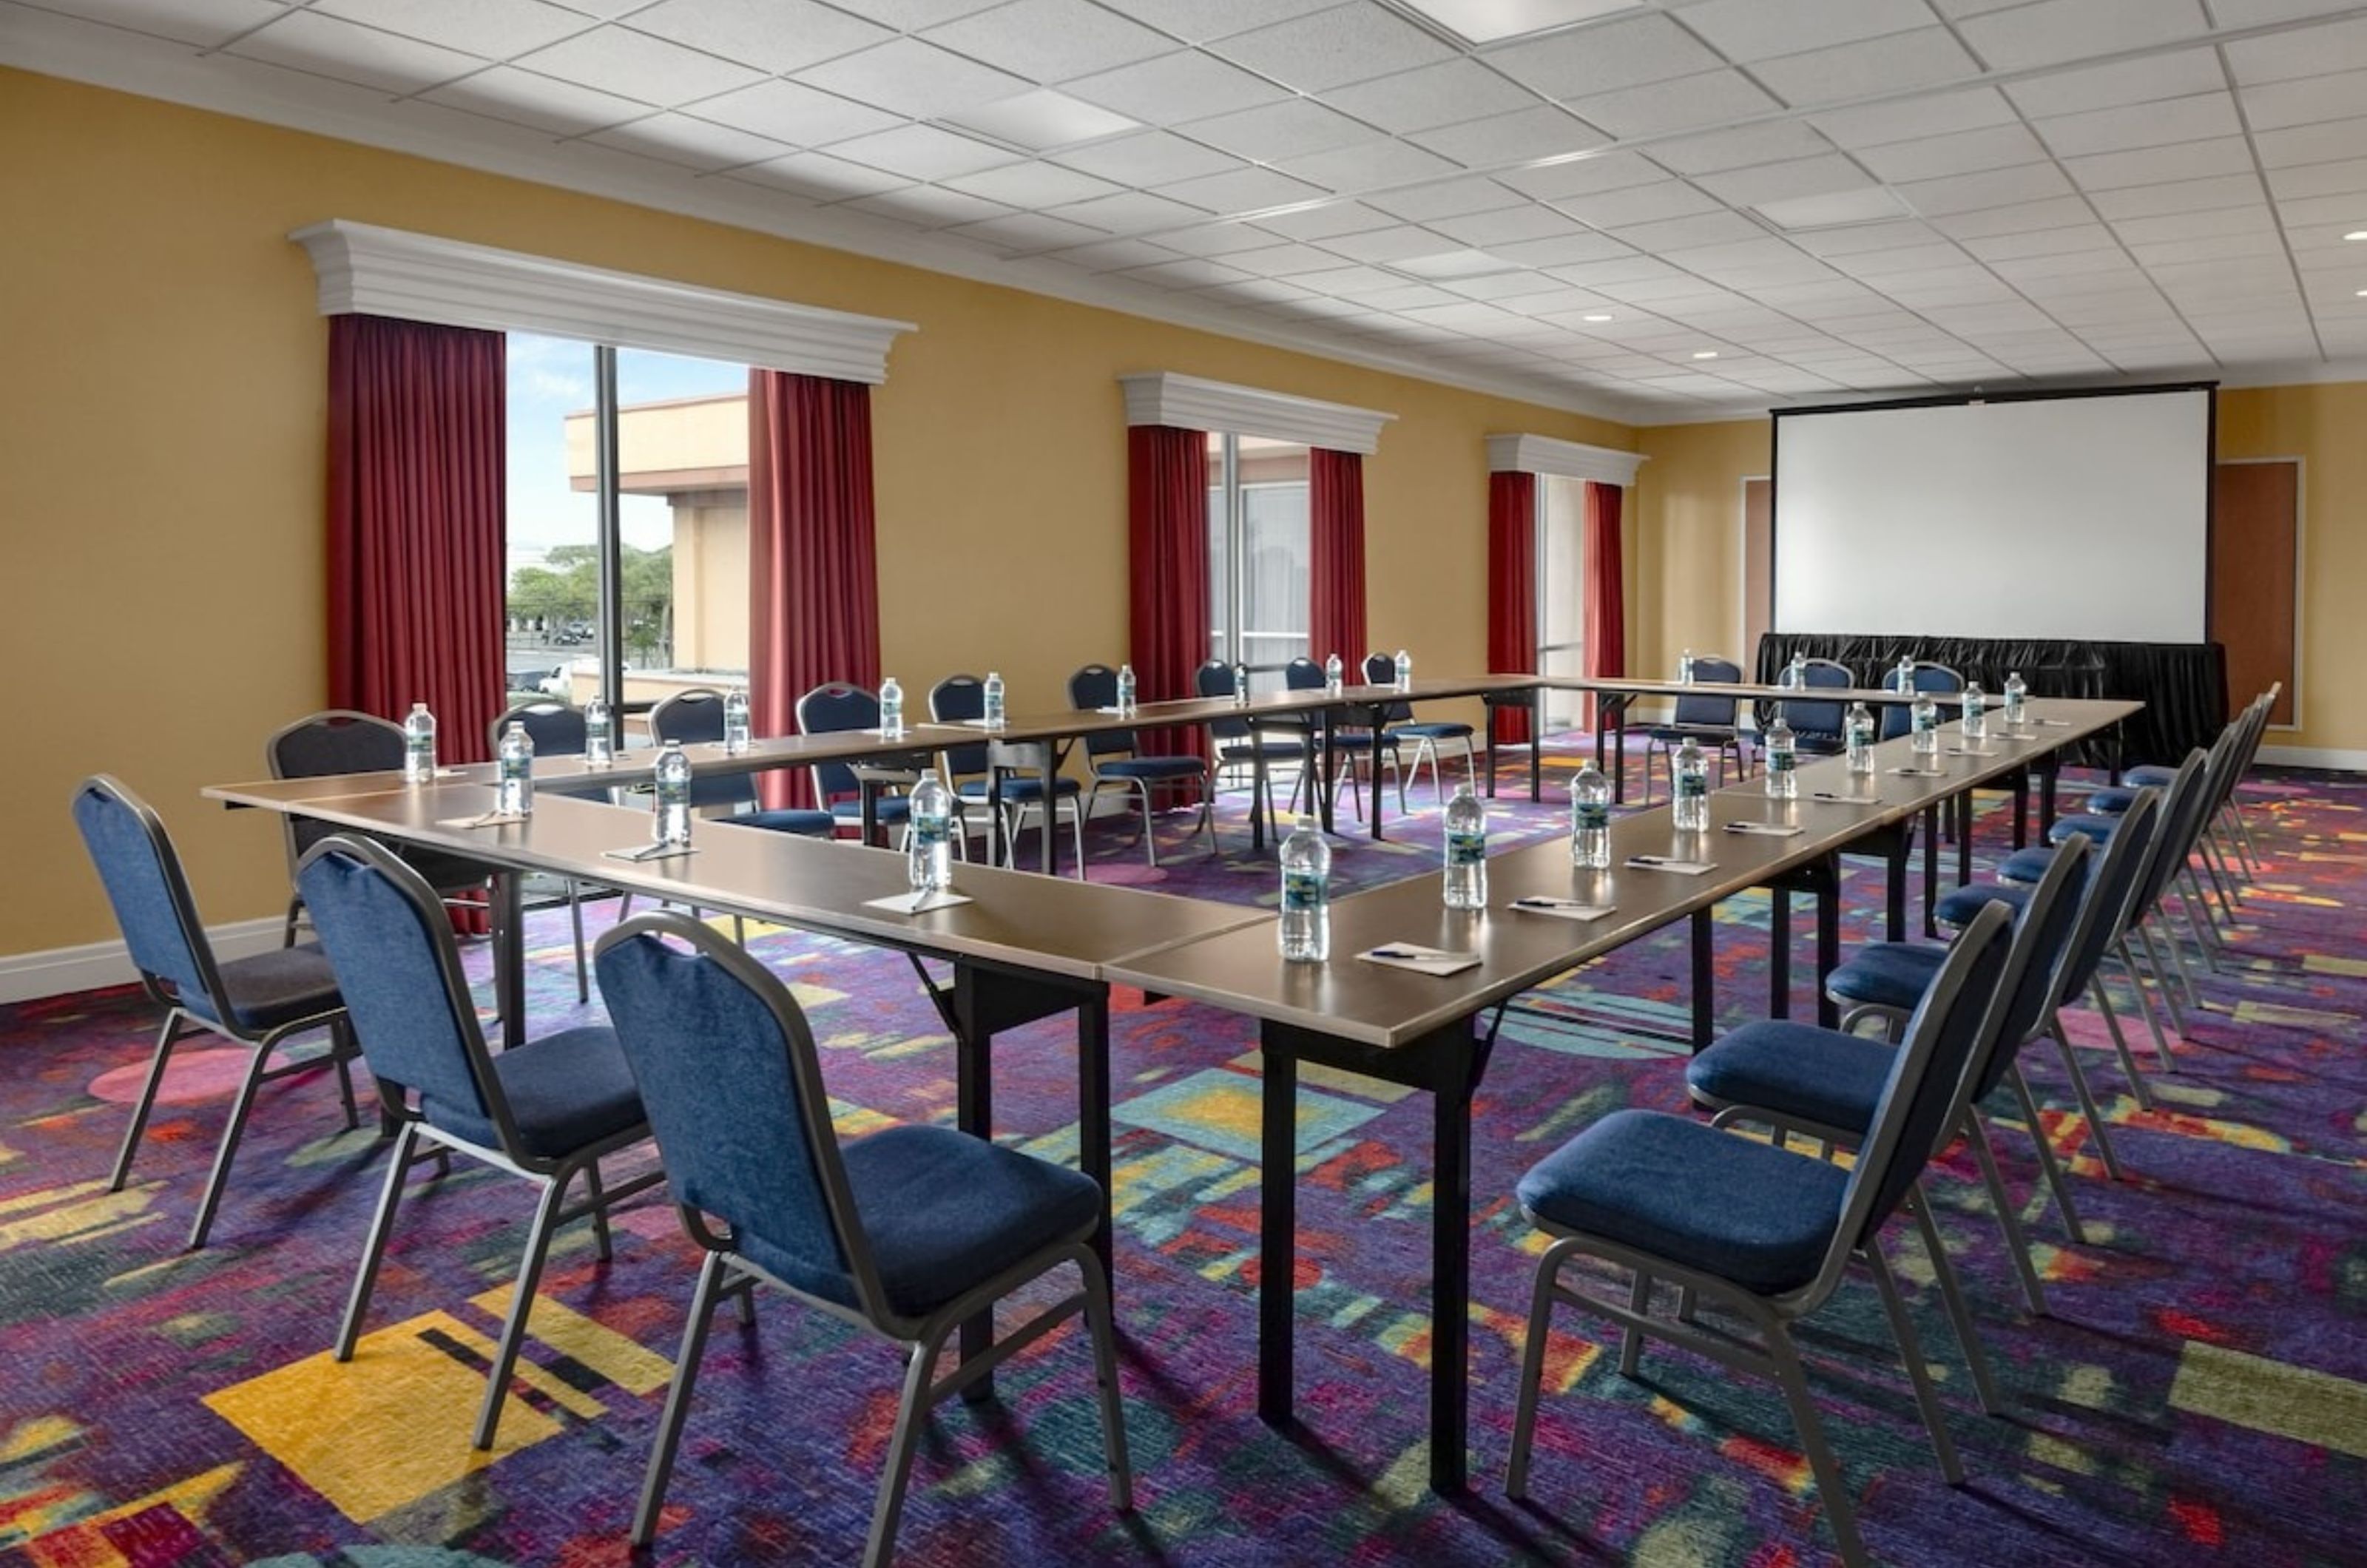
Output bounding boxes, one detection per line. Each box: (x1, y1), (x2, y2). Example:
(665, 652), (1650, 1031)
(1936, 879), (2034, 927)
(1219, 738), (1306, 761)
(739, 1123), (1101, 1319)
(192, 942), (345, 1032)
(422, 1024), (644, 1161)
(2124, 763), (2177, 789)
(1826, 942), (1948, 1011)
(2085, 785), (2139, 814)
(1685, 1021), (1893, 1141)
(737, 808), (838, 837)
(1647, 724), (1736, 743)
(1992, 845), (2059, 885)
(830, 796), (914, 825)
(958, 775), (1084, 804)
(1514, 1109), (1850, 1296)
(1094, 755), (1207, 783)
(1389, 721), (1473, 740)
(2048, 813), (2118, 847)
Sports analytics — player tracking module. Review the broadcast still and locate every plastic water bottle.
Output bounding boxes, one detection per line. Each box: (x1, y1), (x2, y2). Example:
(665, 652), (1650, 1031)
(1324, 652), (1343, 694)
(402, 702), (436, 783)
(1673, 736), (1709, 831)
(1570, 760), (1612, 869)
(1765, 714), (1797, 800)
(1278, 815), (1331, 963)
(984, 671), (1006, 730)
(1911, 691), (1939, 755)
(496, 721), (534, 816)
(723, 686), (752, 754)
(1786, 652), (1806, 689)
(584, 696), (614, 766)
(1894, 655), (1916, 692)
(1232, 662), (1249, 706)
(1679, 649), (1695, 685)
(879, 675), (904, 739)
(2003, 672), (2027, 726)
(1443, 780), (1488, 909)
(908, 768), (953, 891)
(1672, 736), (1710, 831)
(1962, 681), (1988, 741)
(1394, 649), (1412, 692)
(654, 740), (692, 845)
(1846, 702), (1876, 776)
(1116, 663), (1138, 716)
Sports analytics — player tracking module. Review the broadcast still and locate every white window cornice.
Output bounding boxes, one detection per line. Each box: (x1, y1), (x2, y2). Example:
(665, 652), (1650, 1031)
(1120, 371), (1395, 455)
(291, 220), (915, 385)
(1487, 433), (1647, 487)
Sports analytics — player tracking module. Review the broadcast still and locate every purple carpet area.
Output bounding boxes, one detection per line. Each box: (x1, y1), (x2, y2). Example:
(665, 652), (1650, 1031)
(4, 740), (2363, 1567)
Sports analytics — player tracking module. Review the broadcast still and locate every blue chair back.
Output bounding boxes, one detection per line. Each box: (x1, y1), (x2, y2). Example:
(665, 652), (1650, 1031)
(2051, 785), (2166, 1004)
(596, 914), (879, 1312)
(1363, 653), (1414, 722)
(72, 777), (225, 1021)
(1069, 666), (1139, 759)
(1967, 838), (2092, 1101)
(929, 675), (991, 777)
(1283, 657), (1324, 692)
(1198, 660), (1250, 742)
(1880, 662), (1963, 740)
(2130, 744), (2219, 922)
(1783, 658), (1851, 740)
(489, 701), (590, 757)
(295, 836), (503, 1139)
(1671, 656), (1741, 729)
(797, 683), (882, 804)
(266, 709), (406, 862)
(652, 689), (757, 812)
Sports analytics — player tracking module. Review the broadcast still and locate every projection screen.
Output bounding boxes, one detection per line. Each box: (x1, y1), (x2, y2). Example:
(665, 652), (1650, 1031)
(1772, 386), (2213, 643)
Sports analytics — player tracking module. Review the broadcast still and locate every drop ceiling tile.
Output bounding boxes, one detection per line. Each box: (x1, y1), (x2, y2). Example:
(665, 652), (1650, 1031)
(1195, 275), (1319, 305)
(1365, 176), (1527, 220)
(1048, 189), (1214, 229)
(1121, 255), (1256, 287)
(1290, 260), (1419, 293)
(1184, 98), (1382, 161)
(1053, 130), (1244, 185)
(1926, 195), (2096, 237)
(1957, 0), (2208, 72)
(2251, 116), (2367, 168)
(2113, 205), (2277, 246)
(921, 0), (1174, 81)
(1547, 254), (1690, 285)
(1606, 210), (1769, 251)
(1445, 270), (1584, 300)
(1411, 107), (1606, 167)
(2062, 137), (2255, 189)
(1422, 203), (1582, 246)
(1486, 12), (1723, 100)
(947, 89), (1141, 150)
(24, 0), (288, 47)
(1391, 300), (1531, 331)
(1789, 220), (1944, 256)
(2226, 16), (2367, 87)
(1497, 152), (1669, 200)
(2210, 0), (2367, 24)
(1807, 86), (2016, 149)
(585, 111), (791, 169)
(2272, 190), (2367, 225)
(1897, 161), (2074, 215)
(1279, 139), (1464, 189)
(1093, 0), (1336, 41)
(843, 184), (1016, 227)
(1998, 46), (2221, 120)
(942, 159), (1121, 206)
(1226, 241), (1363, 275)
(1211, 4), (1456, 91)
(1357, 280), (1470, 308)
(1547, 179), (1721, 229)
(1990, 248), (2138, 280)
(1155, 165), (1330, 211)
(1831, 242), (1976, 275)
(1696, 154), (1876, 208)
(314, 0), (590, 57)
(794, 38), (1032, 119)
(836, 0), (1007, 25)
(420, 65), (647, 132)
(1153, 221), (1291, 254)
(229, 10), (481, 93)
(1662, 240), (1837, 287)
(1647, 121), (1838, 176)
(1325, 59), (1539, 133)
(2242, 70), (2367, 131)
(2089, 173), (2267, 218)
(1959, 223), (2116, 259)
(1063, 50), (1289, 124)
(688, 78), (903, 145)
(1682, 0), (1935, 63)
(946, 210), (1110, 249)
(729, 149), (912, 198)
(1570, 70), (1781, 138)
(1752, 29), (1983, 109)
(1253, 200), (1399, 238)
(1854, 124), (2049, 183)
(621, 0), (891, 76)
(2267, 157), (2367, 198)
(833, 124), (1024, 180)
(513, 24), (766, 105)
(2035, 93), (2241, 158)
(1486, 232), (1638, 266)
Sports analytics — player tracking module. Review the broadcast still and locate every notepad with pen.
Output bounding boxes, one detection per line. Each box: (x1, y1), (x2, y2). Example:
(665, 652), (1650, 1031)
(1722, 821), (1803, 837)
(1358, 943), (1482, 975)
(1510, 896), (1615, 921)
(1624, 854), (1715, 875)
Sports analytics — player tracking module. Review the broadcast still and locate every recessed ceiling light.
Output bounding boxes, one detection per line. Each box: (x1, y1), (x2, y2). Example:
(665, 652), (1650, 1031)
(2346, 230), (2367, 240)
(945, 89), (1137, 152)
(1391, 0), (1647, 45)
(1582, 312), (1613, 322)
(1692, 350), (1719, 359)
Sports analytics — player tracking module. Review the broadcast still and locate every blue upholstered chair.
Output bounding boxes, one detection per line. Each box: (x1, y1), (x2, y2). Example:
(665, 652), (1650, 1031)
(1777, 657), (1854, 755)
(2084, 690), (2270, 933)
(796, 681), (917, 845)
(487, 701), (604, 1002)
(1878, 660), (1963, 741)
(1363, 652), (1476, 802)
(931, 673), (1086, 877)
(1507, 902), (2017, 1568)
(296, 835), (661, 1451)
(1285, 655), (1402, 820)
(1196, 660), (1301, 822)
(1690, 840), (2091, 1324)
(649, 688), (837, 838)
(1070, 663), (1213, 865)
(1641, 655), (1748, 804)
(593, 913), (1132, 1564)
(72, 776), (359, 1250)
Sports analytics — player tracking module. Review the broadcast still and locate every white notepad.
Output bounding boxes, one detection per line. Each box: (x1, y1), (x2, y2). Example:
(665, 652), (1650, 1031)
(862, 889), (974, 916)
(1624, 855), (1716, 875)
(1722, 822), (1804, 837)
(1357, 943), (1481, 976)
(1509, 897), (1615, 922)
(603, 842), (697, 864)
(436, 811), (528, 830)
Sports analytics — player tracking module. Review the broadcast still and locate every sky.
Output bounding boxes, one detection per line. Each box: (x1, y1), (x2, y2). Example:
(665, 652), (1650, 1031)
(504, 333), (746, 570)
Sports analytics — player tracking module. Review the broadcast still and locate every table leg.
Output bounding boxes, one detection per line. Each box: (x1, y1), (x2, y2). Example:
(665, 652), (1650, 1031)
(1922, 803), (1941, 939)
(1369, 710), (1385, 842)
(1317, 712), (1337, 835)
(1041, 755), (1058, 876)
(1258, 1044), (1297, 1426)
(1691, 907), (1715, 1051)
(1484, 698), (1501, 800)
(1888, 828), (1910, 943)
(1769, 886), (1792, 1020)
(955, 989), (996, 1397)
(1250, 726), (1270, 853)
(1615, 705), (1631, 805)
(987, 767), (1007, 868)
(2011, 768), (2030, 849)
(1078, 996), (1113, 1285)
(496, 869), (527, 1051)
(1529, 687), (1542, 802)
(1814, 856), (1840, 1030)
(1956, 793), (1973, 885)
(861, 777), (882, 850)
(2039, 756), (2059, 840)
(1428, 1051), (1479, 1494)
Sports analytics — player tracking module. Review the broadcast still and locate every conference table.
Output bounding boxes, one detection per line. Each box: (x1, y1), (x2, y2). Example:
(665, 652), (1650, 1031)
(206, 693), (2134, 1499)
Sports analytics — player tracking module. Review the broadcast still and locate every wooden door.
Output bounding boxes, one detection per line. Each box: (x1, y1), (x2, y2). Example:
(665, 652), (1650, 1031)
(2210, 460), (2298, 727)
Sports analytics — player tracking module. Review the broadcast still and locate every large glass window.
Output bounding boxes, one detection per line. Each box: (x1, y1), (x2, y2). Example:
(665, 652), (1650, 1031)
(504, 335), (604, 707)
(1538, 476), (1589, 731)
(1208, 433), (1310, 696)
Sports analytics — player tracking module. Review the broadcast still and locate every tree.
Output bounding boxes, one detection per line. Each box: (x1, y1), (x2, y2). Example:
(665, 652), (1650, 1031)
(509, 544), (672, 660)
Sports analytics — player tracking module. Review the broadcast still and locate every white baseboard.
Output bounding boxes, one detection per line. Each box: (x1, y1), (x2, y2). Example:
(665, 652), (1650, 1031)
(2258, 745), (2367, 771)
(0, 916), (287, 1007)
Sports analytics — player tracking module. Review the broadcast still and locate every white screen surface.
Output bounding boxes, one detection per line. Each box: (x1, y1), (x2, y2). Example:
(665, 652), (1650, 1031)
(1772, 389), (2210, 642)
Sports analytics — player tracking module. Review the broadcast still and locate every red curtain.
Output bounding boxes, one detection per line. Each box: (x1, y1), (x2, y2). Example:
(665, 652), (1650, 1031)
(1309, 448), (1368, 670)
(1487, 470), (1537, 744)
(327, 314), (507, 764)
(1127, 425), (1210, 761)
(1583, 480), (1627, 681)
(749, 369), (880, 807)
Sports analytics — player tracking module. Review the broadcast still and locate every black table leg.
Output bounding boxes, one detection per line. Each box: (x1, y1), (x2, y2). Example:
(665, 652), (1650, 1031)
(2039, 755), (2060, 840)
(1428, 1049), (1481, 1494)
(1484, 697), (1500, 800)
(1814, 856), (1840, 1029)
(1922, 804), (1941, 939)
(861, 776), (882, 849)
(1078, 996), (1114, 1283)
(1691, 907), (1715, 1050)
(1888, 828), (1910, 943)
(1041, 754), (1058, 876)
(1956, 793), (1973, 885)
(1250, 725), (1270, 852)
(2012, 768), (2030, 849)
(496, 869), (527, 1050)
(1258, 1043), (1297, 1426)
(1614, 702), (1632, 805)
(955, 987), (996, 1396)
(1529, 686), (1542, 802)
(986, 767), (1007, 867)
(1317, 712), (1337, 835)
(1769, 886), (1792, 1019)
(1369, 709), (1386, 841)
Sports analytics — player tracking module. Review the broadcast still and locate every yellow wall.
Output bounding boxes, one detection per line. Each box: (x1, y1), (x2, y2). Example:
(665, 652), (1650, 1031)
(1632, 419), (1769, 680)
(0, 68), (1630, 958)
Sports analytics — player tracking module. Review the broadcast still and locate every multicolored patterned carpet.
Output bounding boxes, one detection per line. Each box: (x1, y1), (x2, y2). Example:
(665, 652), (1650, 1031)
(5, 744), (2363, 1566)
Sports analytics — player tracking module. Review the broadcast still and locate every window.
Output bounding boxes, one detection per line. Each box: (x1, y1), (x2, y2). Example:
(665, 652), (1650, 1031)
(1537, 476), (1590, 731)
(1207, 432), (1311, 696)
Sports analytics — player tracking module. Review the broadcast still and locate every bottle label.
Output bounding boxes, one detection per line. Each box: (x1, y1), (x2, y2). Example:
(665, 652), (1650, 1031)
(1914, 711), (1936, 731)
(916, 819), (948, 851)
(1771, 748), (1794, 774)
(1573, 802), (1609, 831)
(1678, 771), (1706, 799)
(1282, 869), (1326, 912)
(1448, 830), (1486, 867)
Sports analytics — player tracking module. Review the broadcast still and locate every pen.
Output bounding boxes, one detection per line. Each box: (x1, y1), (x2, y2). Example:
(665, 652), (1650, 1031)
(1371, 947), (1448, 961)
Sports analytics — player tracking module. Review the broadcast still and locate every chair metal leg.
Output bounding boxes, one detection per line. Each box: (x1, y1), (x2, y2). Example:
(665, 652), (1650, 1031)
(1966, 1109), (2049, 1316)
(109, 1011), (185, 1191)
(863, 1322), (951, 1568)
(1619, 1268), (1650, 1377)
(2047, 1027), (2127, 1182)
(2124, 931), (2188, 1038)
(2206, 827), (2247, 897)
(632, 1248), (729, 1547)
(2083, 984), (2154, 1112)
(1135, 783), (1160, 869)
(2177, 882), (2222, 971)
(1909, 1188), (2005, 1416)
(2198, 839), (2239, 919)
(1505, 1244), (1563, 1501)
(2160, 919), (2204, 1012)
(1078, 1251), (1135, 1513)
(187, 1040), (279, 1250)
(331, 1018), (360, 1132)
(1865, 1239), (1965, 1485)
(2113, 947), (2180, 1072)
(2229, 797), (2263, 870)
(568, 880), (589, 1004)
(583, 1159), (613, 1262)
(2182, 867), (2229, 945)
(1764, 1322), (1869, 1567)
(2007, 1066), (2087, 1246)
(474, 1166), (573, 1450)
(336, 1122), (419, 1359)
